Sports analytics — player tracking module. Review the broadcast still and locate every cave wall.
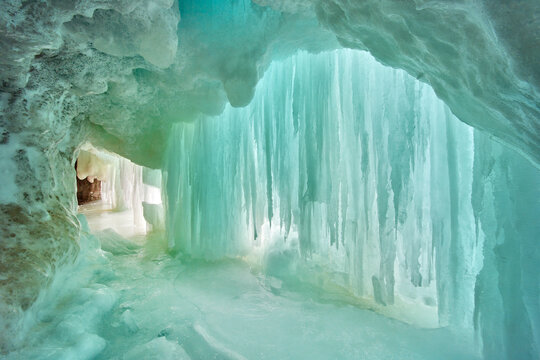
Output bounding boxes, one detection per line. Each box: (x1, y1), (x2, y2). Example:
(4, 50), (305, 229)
(0, 108), (82, 351)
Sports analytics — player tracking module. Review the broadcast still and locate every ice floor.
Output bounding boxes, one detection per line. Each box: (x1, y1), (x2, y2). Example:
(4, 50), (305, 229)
(6, 203), (481, 360)
(78, 201), (147, 240)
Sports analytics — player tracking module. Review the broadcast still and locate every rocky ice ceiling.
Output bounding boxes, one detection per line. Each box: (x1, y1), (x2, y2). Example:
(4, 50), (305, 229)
(0, 0), (539, 359)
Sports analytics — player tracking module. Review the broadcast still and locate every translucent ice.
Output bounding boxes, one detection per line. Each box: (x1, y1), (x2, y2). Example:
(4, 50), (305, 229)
(0, 1), (538, 358)
(164, 49), (540, 358)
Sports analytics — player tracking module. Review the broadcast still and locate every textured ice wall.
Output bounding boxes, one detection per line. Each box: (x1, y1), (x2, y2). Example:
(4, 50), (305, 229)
(0, 0), (336, 166)
(164, 50), (540, 359)
(0, 0), (180, 348)
(0, 106), (82, 352)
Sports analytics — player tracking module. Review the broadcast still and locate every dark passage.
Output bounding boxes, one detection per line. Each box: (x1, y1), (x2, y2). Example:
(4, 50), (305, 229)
(76, 160), (102, 204)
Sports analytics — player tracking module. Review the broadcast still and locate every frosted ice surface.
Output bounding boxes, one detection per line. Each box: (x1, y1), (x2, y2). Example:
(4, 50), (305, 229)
(96, 229), (141, 255)
(0, 134), (23, 204)
(124, 337), (190, 360)
(5, 226), (480, 360)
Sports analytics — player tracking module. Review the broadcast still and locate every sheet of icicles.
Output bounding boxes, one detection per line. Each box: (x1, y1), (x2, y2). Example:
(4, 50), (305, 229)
(164, 49), (540, 358)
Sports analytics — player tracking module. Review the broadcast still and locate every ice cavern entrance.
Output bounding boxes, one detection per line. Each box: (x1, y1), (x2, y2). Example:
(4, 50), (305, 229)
(1, 1), (539, 359)
(75, 144), (164, 238)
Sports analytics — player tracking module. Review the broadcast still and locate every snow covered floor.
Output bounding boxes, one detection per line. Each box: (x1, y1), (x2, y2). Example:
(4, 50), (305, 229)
(7, 206), (481, 360)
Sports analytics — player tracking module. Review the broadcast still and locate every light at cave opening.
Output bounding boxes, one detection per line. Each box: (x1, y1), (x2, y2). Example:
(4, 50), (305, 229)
(75, 143), (165, 237)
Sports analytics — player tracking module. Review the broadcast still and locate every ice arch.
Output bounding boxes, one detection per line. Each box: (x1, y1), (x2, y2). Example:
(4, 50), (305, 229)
(0, 0), (538, 358)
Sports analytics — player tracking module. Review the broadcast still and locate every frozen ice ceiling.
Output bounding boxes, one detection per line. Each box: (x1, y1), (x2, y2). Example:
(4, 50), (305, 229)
(1, 0), (539, 168)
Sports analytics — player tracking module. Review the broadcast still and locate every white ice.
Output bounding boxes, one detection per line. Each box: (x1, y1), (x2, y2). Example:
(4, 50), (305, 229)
(6, 205), (480, 360)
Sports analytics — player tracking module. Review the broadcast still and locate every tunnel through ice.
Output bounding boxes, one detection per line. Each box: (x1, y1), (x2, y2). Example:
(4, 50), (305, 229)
(75, 144), (165, 237)
(1, 0), (539, 359)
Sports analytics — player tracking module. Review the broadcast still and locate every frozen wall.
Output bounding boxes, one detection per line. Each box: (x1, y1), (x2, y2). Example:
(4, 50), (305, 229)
(0, 110), (81, 352)
(164, 50), (540, 359)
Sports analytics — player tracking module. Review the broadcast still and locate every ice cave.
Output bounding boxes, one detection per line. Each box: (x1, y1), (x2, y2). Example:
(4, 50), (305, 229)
(0, 1), (539, 359)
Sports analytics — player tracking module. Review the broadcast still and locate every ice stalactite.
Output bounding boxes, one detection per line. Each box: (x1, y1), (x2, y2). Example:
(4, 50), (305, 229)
(165, 49), (540, 358)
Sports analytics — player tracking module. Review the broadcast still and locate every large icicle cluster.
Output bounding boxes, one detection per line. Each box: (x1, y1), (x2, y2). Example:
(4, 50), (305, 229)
(261, 0), (540, 164)
(165, 50), (540, 359)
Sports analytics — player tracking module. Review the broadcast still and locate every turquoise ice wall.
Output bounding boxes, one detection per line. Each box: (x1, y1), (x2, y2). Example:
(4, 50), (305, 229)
(165, 49), (540, 359)
(1, 0), (538, 356)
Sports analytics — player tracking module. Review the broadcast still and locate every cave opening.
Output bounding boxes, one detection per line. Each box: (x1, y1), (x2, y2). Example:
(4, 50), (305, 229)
(74, 143), (165, 240)
(76, 173), (102, 205)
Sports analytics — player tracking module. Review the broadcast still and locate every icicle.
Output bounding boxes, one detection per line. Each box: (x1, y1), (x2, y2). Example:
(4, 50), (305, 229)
(163, 49), (540, 339)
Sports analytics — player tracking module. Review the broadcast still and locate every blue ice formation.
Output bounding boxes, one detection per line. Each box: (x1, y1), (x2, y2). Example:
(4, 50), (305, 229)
(0, 0), (539, 359)
(165, 50), (540, 359)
